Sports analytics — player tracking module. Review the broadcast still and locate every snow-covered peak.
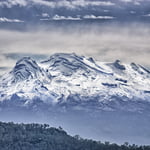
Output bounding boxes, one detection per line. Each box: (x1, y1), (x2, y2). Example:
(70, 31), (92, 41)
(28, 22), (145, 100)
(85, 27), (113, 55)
(41, 53), (87, 76)
(42, 53), (82, 67)
(13, 57), (43, 82)
(130, 62), (150, 75)
(41, 53), (112, 76)
(113, 60), (126, 70)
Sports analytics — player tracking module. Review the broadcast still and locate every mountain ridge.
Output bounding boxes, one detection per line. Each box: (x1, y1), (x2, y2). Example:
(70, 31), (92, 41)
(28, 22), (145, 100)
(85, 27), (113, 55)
(0, 53), (150, 112)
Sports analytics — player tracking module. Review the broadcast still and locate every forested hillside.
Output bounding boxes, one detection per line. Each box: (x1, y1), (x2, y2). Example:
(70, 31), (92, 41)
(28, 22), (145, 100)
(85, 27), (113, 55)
(0, 121), (149, 150)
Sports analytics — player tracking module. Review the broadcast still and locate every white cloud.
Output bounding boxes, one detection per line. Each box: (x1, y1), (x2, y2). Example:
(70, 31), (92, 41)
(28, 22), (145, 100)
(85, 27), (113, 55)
(83, 15), (114, 19)
(65, 0), (115, 8)
(119, 0), (142, 5)
(0, 17), (24, 22)
(120, 0), (133, 2)
(41, 14), (114, 21)
(0, 55), (15, 72)
(0, 0), (115, 9)
(31, 0), (55, 7)
(8, 0), (27, 6)
(40, 15), (81, 21)
(33, 0), (115, 8)
(103, 10), (110, 12)
(52, 15), (81, 20)
(144, 14), (150, 17)
(120, 0), (141, 2)
(40, 18), (50, 21)
(0, 0), (27, 8)
(130, 11), (136, 14)
(42, 13), (49, 18)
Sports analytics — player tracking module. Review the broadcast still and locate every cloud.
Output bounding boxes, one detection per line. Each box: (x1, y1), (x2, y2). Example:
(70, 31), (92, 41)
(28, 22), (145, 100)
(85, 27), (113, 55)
(83, 15), (114, 19)
(42, 13), (50, 18)
(0, 0), (27, 8)
(41, 14), (114, 21)
(0, 17), (24, 23)
(31, 0), (55, 7)
(52, 15), (81, 20)
(119, 0), (142, 5)
(143, 14), (150, 17)
(0, 0), (115, 9)
(0, 23), (150, 75)
(130, 11), (136, 14)
(62, 0), (115, 8)
(119, 0), (141, 2)
(0, 54), (15, 72)
(31, 0), (115, 8)
(40, 15), (81, 21)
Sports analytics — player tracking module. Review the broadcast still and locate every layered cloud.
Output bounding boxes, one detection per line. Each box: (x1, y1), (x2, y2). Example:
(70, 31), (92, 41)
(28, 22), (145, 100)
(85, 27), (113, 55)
(52, 15), (81, 20)
(0, 0), (115, 9)
(40, 15), (81, 21)
(0, 0), (149, 23)
(144, 14), (150, 17)
(0, 0), (27, 8)
(0, 17), (24, 23)
(0, 0), (144, 9)
(39, 14), (115, 21)
(40, 14), (114, 21)
(119, 0), (142, 5)
(83, 15), (114, 19)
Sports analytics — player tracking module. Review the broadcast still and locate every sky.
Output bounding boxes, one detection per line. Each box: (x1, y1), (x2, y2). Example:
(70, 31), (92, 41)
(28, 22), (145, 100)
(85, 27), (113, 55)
(0, 0), (150, 75)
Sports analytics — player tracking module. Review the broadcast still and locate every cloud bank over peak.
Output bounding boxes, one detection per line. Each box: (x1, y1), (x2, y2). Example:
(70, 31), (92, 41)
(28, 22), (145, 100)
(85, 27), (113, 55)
(0, 23), (149, 75)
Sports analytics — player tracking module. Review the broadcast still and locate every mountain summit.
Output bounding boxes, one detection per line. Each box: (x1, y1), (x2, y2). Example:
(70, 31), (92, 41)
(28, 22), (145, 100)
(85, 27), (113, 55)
(13, 57), (43, 82)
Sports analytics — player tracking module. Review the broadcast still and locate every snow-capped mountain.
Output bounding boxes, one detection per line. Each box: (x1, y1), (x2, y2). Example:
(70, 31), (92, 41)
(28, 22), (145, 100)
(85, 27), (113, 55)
(0, 53), (150, 112)
(1, 53), (150, 145)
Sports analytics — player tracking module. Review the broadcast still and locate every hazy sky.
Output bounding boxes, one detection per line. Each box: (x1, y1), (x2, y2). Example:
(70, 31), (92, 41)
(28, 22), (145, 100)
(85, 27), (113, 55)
(0, 23), (150, 75)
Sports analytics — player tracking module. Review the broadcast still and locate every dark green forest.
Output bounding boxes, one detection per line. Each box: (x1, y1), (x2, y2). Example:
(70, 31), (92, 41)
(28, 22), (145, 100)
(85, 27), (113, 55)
(0, 121), (149, 150)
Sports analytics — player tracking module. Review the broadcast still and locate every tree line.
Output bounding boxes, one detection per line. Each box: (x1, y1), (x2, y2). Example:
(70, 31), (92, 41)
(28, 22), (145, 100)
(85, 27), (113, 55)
(0, 121), (149, 150)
